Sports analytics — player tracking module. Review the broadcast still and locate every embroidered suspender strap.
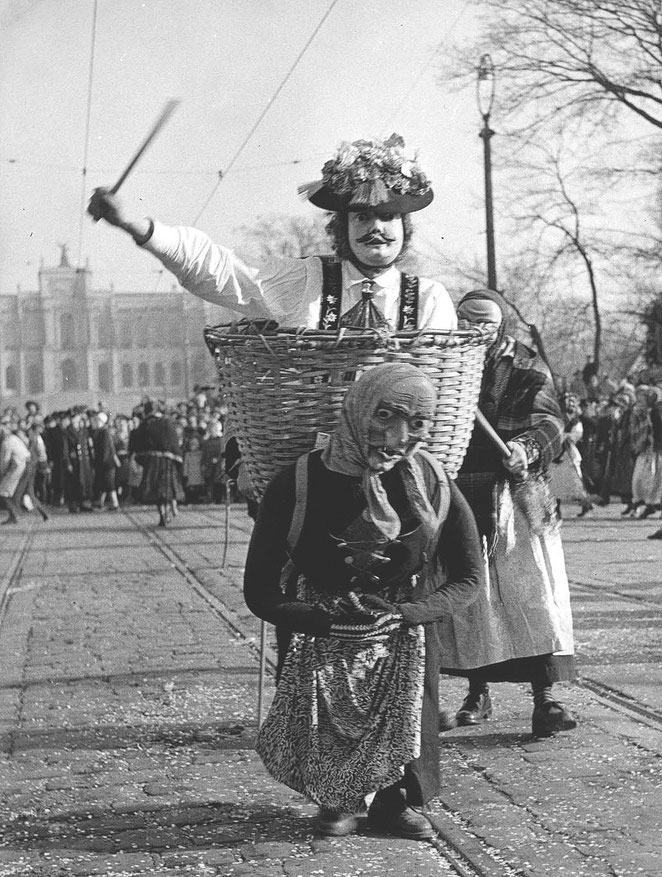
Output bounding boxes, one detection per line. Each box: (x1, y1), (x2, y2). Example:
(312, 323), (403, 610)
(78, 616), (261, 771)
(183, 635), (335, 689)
(319, 257), (343, 329)
(398, 273), (419, 330)
(285, 452), (311, 555)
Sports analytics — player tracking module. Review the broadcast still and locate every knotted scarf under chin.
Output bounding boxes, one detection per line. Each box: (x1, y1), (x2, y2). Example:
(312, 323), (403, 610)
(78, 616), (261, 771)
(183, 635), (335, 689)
(323, 439), (438, 544)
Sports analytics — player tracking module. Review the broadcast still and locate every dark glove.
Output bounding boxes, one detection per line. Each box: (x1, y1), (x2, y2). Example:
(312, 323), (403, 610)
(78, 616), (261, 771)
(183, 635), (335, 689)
(361, 594), (400, 614)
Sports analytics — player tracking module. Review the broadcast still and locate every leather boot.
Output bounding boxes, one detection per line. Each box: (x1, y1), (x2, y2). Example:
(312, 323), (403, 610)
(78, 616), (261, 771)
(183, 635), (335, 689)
(368, 787), (434, 840)
(456, 685), (492, 725)
(531, 685), (577, 737)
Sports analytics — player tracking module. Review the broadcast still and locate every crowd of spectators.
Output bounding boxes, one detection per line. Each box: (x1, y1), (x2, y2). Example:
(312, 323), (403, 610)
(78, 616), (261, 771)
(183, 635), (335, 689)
(554, 364), (662, 539)
(2, 368), (662, 538)
(0, 386), (238, 524)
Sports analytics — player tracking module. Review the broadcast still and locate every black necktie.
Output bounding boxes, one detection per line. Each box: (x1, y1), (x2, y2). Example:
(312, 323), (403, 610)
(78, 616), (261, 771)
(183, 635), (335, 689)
(338, 279), (389, 329)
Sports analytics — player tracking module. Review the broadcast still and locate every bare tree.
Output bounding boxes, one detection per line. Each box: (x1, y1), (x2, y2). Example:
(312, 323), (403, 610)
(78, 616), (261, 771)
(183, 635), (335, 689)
(233, 214), (331, 262)
(447, 0), (662, 139)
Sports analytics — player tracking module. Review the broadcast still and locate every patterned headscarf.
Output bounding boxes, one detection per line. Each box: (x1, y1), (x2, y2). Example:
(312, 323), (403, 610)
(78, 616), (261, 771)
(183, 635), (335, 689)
(322, 363), (440, 541)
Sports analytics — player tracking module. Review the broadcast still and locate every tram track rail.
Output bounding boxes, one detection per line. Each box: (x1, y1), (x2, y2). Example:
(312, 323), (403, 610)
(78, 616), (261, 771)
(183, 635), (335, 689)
(570, 576), (662, 608)
(122, 508), (524, 877)
(0, 524), (36, 631)
(124, 506), (662, 875)
(2, 509), (658, 877)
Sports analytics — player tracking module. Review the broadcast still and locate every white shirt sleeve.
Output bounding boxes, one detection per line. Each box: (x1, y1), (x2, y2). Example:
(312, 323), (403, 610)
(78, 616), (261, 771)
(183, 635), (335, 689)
(142, 221), (312, 322)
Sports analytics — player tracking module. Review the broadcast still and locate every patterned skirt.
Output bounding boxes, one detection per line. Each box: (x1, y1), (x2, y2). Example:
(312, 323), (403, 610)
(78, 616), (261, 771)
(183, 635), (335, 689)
(140, 453), (184, 505)
(256, 584), (425, 813)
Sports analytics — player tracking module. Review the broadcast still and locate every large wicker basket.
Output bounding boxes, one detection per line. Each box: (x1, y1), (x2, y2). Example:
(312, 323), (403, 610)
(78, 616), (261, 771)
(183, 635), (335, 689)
(204, 323), (492, 497)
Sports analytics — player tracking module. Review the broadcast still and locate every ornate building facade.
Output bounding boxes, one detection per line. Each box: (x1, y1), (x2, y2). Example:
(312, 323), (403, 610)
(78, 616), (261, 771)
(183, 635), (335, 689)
(0, 247), (228, 414)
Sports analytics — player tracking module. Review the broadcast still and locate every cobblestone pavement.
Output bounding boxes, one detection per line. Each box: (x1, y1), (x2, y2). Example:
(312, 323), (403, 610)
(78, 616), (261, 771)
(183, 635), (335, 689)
(0, 501), (661, 877)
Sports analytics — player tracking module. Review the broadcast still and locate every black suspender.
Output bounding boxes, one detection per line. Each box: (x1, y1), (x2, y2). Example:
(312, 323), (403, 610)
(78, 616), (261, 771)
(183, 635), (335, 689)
(319, 258), (419, 330)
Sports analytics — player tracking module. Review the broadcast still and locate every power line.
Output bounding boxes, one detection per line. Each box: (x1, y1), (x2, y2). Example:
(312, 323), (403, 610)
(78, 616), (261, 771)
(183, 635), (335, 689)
(76, 0), (98, 270)
(191, 0), (341, 225)
(1, 153), (327, 176)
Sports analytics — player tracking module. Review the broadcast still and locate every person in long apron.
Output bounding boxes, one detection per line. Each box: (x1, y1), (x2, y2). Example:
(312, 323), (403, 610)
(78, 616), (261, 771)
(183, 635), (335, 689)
(438, 290), (577, 738)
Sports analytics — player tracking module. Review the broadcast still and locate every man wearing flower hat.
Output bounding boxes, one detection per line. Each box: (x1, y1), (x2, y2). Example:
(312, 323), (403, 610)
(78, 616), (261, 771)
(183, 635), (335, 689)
(88, 134), (456, 332)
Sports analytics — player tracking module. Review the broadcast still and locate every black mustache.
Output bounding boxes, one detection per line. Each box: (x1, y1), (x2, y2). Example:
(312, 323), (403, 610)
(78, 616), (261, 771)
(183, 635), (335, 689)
(356, 232), (396, 244)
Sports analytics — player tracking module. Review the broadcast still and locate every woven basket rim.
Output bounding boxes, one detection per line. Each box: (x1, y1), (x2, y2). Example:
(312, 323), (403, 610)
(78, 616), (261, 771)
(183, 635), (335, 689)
(204, 322), (495, 355)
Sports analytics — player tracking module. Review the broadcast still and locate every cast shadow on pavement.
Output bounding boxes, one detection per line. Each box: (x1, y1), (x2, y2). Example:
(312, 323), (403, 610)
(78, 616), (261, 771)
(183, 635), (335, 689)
(1, 800), (314, 855)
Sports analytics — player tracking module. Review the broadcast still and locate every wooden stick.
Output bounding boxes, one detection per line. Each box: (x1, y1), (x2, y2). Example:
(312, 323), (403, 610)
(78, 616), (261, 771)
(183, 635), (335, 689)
(110, 99), (180, 194)
(257, 620), (268, 728)
(474, 408), (511, 459)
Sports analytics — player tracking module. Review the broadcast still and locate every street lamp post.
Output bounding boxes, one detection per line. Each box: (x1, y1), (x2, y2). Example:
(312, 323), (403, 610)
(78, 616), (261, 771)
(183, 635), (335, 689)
(477, 54), (497, 291)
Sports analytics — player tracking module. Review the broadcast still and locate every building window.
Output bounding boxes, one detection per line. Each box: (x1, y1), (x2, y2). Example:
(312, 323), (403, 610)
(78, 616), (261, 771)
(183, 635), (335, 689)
(117, 315), (133, 349)
(61, 358), (78, 390)
(23, 311), (45, 348)
(60, 313), (75, 349)
(154, 361), (166, 386)
(5, 364), (18, 391)
(138, 362), (149, 386)
(27, 363), (44, 394)
(121, 363), (133, 388)
(170, 361), (183, 385)
(98, 362), (111, 393)
(98, 312), (114, 348)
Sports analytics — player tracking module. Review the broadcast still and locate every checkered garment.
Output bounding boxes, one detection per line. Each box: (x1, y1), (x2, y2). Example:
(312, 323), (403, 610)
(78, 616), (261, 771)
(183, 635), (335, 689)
(457, 337), (563, 551)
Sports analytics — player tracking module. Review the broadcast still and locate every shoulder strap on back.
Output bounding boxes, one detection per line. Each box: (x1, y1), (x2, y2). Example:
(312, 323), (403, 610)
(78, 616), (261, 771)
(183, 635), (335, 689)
(285, 452), (311, 554)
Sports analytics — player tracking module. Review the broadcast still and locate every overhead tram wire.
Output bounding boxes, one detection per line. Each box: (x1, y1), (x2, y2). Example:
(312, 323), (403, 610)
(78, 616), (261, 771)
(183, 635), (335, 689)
(76, 0), (99, 270)
(191, 0), (341, 226)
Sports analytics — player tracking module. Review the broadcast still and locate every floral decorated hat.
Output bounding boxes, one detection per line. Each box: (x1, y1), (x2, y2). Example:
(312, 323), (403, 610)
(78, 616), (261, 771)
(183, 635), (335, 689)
(298, 133), (433, 214)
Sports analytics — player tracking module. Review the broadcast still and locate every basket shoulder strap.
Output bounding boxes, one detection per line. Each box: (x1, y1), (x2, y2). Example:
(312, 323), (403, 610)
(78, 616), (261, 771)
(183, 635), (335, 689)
(398, 272), (419, 330)
(319, 257), (343, 329)
(285, 452), (311, 554)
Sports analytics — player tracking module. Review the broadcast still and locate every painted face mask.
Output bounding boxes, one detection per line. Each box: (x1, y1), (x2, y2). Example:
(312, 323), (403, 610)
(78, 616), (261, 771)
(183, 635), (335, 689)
(322, 363), (439, 540)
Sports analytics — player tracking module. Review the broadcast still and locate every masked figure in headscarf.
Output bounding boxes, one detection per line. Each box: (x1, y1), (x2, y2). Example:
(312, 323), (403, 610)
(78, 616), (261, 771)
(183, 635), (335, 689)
(438, 290), (577, 738)
(244, 363), (483, 841)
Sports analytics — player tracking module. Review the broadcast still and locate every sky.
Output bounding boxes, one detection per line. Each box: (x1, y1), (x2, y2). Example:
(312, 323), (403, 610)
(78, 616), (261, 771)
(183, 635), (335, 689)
(0, 0), (488, 297)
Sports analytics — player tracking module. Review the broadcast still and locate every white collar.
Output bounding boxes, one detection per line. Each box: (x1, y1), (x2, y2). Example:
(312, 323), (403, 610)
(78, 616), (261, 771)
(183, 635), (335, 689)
(343, 261), (400, 290)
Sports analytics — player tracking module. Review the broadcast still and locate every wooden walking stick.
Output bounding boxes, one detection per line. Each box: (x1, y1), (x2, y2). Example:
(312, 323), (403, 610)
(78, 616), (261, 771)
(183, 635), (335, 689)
(474, 408), (552, 535)
(110, 99), (180, 195)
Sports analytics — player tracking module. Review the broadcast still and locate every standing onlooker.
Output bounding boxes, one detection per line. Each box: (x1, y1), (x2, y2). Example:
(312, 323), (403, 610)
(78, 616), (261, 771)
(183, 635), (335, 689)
(549, 394), (593, 517)
(113, 415), (131, 504)
(201, 420), (225, 503)
(182, 434), (205, 504)
(130, 400), (184, 526)
(628, 386), (662, 518)
(13, 418), (49, 522)
(62, 409), (95, 513)
(0, 419), (31, 524)
(91, 411), (121, 510)
(46, 411), (69, 507)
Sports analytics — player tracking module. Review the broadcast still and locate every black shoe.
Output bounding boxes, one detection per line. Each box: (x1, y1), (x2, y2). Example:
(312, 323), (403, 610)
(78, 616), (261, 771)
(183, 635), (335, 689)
(639, 505), (658, 519)
(647, 528), (662, 540)
(621, 503), (635, 516)
(367, 797), (434, 840)
(577, 503), (593, 518)
(317, 809), (359, 837)
(456, 691), (492, 726)
(532, 701), (577, 737)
